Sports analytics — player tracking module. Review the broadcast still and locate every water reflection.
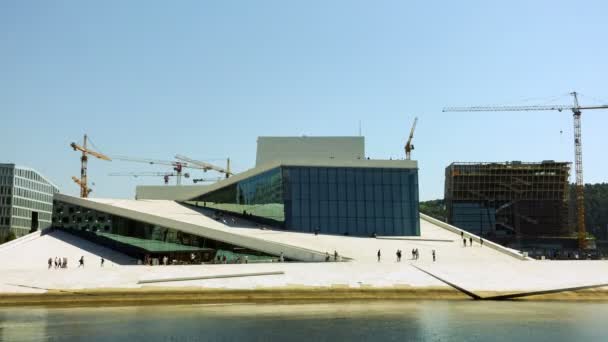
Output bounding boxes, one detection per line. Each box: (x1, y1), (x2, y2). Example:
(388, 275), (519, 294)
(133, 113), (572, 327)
(1, 301), (607, 341)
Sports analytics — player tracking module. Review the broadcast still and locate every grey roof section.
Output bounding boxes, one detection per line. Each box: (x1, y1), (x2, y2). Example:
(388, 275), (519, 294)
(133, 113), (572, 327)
(136, 184), (211, 200)
(256, 136), (365, 167)
(186, 158), (418, 201)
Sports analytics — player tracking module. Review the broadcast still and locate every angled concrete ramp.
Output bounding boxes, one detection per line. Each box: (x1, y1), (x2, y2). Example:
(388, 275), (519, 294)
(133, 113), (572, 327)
(55, 194), (330, 262)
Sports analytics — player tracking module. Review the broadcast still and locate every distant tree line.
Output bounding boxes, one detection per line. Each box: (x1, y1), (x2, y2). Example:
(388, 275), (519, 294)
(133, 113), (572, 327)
(570, 183), (608, 240)
(419, 199), (447, 222)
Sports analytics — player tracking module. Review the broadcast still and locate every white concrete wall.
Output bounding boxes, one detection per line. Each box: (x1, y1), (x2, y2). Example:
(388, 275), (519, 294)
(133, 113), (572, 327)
(256, 136), (365, 167)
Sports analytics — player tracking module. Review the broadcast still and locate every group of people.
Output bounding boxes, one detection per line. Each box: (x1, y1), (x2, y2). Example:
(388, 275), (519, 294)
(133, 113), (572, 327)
(461, 231), (483, 247)
(48, 256), (86, 269)
(48, 256), (68, 269)
(376, 248), (436, 262)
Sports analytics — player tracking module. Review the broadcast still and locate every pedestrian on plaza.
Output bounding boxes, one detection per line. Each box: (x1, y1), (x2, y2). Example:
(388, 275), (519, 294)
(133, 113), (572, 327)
(78, 256), (84, 268)
(432, 250), (436, 262)
(415, 248), (419, 260)
(461, 231), (464, 239)
(48, 257), (52, 269)
(54, 257), (58, 269)
(58, 257), (62, 269)
(63, 257), (68, 268)
(100, 257), (105, 267)
(377, 249), (381, 262)
(463, 238), (467, 247)
(411, 248), (415, 260)
(396, 250), (399, 262)
(334, 250), (338, 261)
(325, 252), (330, 262)
(480, 238), (484, 247)
(469, 237), (473, 246)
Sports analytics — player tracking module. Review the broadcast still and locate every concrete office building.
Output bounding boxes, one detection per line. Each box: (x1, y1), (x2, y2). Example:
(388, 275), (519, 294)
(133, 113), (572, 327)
(0, 164), (60, 240)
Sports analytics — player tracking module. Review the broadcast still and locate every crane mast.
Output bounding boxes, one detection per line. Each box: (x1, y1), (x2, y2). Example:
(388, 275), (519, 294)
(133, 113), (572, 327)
(443, 92), (608, 250)
(405, 117), (418, 160)
(571, 92), (585, 249)
(70, 134), (111, 198)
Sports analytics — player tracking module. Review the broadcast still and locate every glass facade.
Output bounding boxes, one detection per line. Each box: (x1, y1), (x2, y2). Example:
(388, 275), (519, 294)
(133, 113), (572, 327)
(52, 200), (275, 263)
(189, 168), (284, 225)
(0, 164), (59, 239)
(188, 166), (420, 237)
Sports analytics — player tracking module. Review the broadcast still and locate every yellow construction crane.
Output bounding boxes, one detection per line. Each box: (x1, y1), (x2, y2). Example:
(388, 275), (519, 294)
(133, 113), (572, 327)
(70, 134), (111, 198)
(109, 171), (189, 185)
(443, 91), (608, 249)
(404, 117), (418, 160)
(174, 155), (233, 178)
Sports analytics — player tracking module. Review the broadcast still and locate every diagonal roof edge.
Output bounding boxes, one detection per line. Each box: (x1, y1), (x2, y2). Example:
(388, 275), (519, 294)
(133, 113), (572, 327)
(53, 193), (330, 262)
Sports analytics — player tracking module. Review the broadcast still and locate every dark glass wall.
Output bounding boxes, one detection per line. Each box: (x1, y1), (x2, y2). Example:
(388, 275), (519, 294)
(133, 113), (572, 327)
(189, 166), (420, 237)
(189, 168), (284, 224)
(283, 167), (419, 236)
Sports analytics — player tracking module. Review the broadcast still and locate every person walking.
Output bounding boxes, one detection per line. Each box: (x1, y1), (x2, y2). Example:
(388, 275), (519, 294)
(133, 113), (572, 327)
(334, 250), (338, 262)
(463, 238), (467, 247)
(377, 249), (381, 262)
(469, 237), (473, 247)
(48, 257), (52, 269)
(461, 231), (464, 240)
(78, 256), (84, 268)
(480, 238), (484, 247)
(432, 250), (436, 262)
(100, 257), (105, 267)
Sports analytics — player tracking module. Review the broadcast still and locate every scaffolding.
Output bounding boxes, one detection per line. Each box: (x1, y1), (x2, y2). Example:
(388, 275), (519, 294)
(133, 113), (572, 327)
(445, 161), (571, 240)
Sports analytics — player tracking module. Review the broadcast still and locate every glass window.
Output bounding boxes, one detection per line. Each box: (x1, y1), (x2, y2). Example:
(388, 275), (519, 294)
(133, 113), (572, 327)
(327, 168), (337, 184)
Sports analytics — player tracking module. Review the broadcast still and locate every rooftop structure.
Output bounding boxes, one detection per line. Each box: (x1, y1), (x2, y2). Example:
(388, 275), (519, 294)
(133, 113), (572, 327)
(445, 161), (572, 248)
(255, 136), (365, 167)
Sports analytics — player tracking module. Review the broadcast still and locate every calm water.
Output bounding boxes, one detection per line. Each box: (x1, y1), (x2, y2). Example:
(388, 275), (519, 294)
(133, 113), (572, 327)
(1, 301), (607, 341)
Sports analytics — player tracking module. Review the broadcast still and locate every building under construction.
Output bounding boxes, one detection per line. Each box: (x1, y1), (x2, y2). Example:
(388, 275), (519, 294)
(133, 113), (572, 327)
(445, 161), (573, 249)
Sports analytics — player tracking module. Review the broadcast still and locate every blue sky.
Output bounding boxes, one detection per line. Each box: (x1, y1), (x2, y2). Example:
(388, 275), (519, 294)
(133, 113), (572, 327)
(2, 0), (607, 200)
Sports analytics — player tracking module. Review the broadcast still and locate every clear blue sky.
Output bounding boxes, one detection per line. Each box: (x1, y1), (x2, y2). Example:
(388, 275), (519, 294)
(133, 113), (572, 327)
(2, 0), (607, 200)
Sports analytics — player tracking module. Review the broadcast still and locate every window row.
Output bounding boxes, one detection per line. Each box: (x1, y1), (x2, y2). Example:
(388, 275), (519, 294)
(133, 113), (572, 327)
(0, 176), (13, 186)
(11, 217), (31, 229)
(0, 217), (10, 226)
(288, 183), (413, 202)
(285, 167), (416, 186)
(13, 197), (53, 212)
(11, 207), (51, 221)
(288, 216), (410, 236)
(14, 177), (57, 195)
(0, 186), (11, 195)
(0, 167), (13, 176)
(14, 187), (54, 204)
(287, 199), (415, 219)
